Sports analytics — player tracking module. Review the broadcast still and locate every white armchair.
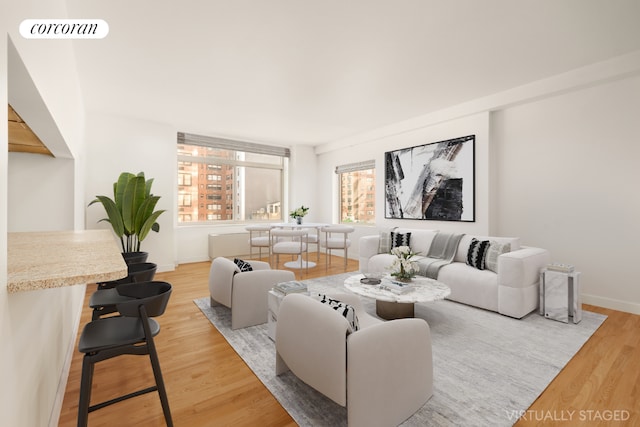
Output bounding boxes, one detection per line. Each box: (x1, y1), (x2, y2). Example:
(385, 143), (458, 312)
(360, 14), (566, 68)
(275, 292), (433, 427)
(321, 224), (355, 269)
(209, 257), (295, 329)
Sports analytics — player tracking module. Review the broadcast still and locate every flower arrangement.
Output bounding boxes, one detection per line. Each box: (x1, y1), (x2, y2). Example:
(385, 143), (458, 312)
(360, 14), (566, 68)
(389, 245), (419, 281)
(289, 205), (309, 223)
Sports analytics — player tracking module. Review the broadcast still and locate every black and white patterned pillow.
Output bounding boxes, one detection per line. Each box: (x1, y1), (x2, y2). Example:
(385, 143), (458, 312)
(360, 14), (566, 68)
(315, 294), (360, 332)
(466, 238), (490, 270)
(390, 231), (411, 250)
(233, 258), (253, 272)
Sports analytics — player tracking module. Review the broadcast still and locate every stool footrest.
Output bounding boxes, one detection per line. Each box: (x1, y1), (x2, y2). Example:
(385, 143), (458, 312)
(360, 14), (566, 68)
(89, 386), (158, 412)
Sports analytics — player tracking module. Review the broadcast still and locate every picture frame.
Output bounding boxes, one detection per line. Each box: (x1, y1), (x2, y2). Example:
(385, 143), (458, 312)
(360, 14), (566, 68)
(384, 135), (475, 221)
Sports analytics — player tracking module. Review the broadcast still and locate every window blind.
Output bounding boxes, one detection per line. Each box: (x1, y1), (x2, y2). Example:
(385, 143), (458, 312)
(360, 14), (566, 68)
(335, 159), (375, 174)
(178, 132), (290, 158)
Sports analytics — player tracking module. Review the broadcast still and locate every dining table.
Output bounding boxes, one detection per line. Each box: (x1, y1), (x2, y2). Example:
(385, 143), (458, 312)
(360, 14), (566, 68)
(271, 222), (328, 268)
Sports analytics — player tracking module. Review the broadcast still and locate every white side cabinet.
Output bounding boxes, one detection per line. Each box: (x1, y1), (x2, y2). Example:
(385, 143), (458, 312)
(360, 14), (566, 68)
(267, 289), (285, 341)
(539, 269), (581, 324)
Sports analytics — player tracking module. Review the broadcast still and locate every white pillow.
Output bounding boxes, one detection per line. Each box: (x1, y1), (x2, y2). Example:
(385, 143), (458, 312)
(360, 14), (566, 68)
(485, 241), (511, 273)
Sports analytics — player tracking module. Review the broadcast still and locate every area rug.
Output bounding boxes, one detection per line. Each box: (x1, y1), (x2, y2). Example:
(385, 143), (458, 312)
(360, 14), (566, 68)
(194, 273), (607, 426)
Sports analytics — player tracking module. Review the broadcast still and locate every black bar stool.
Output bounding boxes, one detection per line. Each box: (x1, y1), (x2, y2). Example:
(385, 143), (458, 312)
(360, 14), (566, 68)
(90, 262), (157, 320)
(97, 262), (157, 290)
(77, 281), (173, 427)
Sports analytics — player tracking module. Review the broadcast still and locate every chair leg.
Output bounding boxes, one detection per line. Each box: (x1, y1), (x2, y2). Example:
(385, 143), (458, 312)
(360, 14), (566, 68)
(344, 247), (348, 270)
(147, 337), (173, 427)
(77, 355), (95, 427)
(324, 248), (328, 271)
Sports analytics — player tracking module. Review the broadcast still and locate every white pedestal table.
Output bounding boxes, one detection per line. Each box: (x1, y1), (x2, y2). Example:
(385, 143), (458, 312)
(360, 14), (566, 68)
(271, 222), (327, 269)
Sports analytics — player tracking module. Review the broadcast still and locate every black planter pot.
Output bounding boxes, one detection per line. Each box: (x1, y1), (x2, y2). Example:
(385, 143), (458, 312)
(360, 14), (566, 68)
(122, 251), (149, 265)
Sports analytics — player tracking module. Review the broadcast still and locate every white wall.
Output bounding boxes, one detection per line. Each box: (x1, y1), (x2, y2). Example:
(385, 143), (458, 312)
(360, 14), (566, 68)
(84, 112), (176, 271)
(492, 75), (640, 313)
(0, 20), (10, 427)
(8, 153), (75, 231)
(1, 2), (88, 425)
(289, 144), (318, 220)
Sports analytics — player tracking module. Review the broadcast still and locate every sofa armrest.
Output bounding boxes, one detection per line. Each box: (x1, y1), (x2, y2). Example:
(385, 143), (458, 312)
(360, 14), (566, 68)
(275, 293), (350, 406)
(347, 318), (433, 427)
(359, 235), (380, 273)
(231, 269), (295, 329)
(498, 247), (551, 289)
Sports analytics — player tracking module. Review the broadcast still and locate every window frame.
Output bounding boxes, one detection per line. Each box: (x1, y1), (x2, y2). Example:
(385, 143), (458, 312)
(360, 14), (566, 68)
(336, 160), (376, 225)
(177, 132), (289, 225)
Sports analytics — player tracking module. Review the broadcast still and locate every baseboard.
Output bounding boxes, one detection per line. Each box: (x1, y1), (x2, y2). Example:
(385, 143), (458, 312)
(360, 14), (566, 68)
(176, 256), (213, 265)
(156, 262), (179, 273)
(582, 293), (640, 315)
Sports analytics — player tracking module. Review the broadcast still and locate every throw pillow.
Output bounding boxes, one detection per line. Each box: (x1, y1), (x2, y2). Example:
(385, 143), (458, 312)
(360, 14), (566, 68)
(377, 227), (397, 254)
(315, 294), (360, 332)
(485, 241), (511, 273)
(390, 231), (411, 250)
(233, 258), (253, 272)
(466, 238), (490, 270)
(378, 231), (392, 254)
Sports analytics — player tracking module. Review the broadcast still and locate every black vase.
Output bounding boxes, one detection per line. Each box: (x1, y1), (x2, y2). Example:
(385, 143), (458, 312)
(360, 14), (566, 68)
(122, 251), (149, 265)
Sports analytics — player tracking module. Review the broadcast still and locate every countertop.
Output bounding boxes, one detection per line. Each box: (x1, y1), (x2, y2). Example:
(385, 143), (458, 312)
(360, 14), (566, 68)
(7, 230), (128, 293)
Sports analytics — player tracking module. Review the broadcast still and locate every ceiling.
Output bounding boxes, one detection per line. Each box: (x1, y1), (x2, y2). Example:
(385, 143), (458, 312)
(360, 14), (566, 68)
(66, 0), (640, 147)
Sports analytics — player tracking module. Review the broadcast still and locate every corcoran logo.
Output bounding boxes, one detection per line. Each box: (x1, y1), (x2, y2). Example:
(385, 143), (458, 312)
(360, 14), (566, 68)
(20, 19), (109, 39)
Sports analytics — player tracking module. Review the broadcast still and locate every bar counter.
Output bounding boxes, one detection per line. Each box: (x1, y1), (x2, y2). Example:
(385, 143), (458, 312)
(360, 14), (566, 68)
(7, 230), (128, 293)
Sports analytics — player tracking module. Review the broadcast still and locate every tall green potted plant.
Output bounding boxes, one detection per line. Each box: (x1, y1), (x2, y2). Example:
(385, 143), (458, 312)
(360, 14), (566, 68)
(89, 172), (165, 264)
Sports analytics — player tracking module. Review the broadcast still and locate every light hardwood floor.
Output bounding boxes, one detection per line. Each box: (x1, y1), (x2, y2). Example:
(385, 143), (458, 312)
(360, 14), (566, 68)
(58, 255), (638, 426)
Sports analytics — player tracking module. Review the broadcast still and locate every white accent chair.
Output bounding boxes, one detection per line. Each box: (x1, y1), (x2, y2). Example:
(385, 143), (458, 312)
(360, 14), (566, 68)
(321, 225), (355, 269)
(301, 227), (320, 262)
(245, 224), (272, 260)
(271, 229), (309, 275)
(275, 292), (433, 427)
(208, 257), (295, 329)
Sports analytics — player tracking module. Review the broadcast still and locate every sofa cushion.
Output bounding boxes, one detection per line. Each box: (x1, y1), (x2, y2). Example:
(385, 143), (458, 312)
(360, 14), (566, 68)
(438, 263), (499, 312)
(467, 238), (490, 270)
(485, 241), (511, 273)
(368, 253), (397, 273)
(390, 231), (411, 249)
(314, 294), (360, 332)
(408, 229), (439, 256)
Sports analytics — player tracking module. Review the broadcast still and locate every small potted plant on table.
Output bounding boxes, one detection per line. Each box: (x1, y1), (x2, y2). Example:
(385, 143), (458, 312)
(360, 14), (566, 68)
(289, 205), (309, 225)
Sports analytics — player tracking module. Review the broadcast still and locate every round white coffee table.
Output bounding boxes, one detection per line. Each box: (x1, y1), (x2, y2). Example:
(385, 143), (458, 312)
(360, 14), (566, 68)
(344, 274), (451, 320)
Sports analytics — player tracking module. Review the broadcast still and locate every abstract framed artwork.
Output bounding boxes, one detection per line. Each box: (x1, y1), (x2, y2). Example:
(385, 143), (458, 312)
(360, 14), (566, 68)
(385, 135), (475, 221)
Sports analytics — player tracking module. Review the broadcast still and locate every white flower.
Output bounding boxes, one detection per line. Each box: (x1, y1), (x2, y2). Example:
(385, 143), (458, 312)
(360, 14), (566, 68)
(390, 245), (412, 258)
(289, 205), (309, 218)
(388, 245), (419, 279)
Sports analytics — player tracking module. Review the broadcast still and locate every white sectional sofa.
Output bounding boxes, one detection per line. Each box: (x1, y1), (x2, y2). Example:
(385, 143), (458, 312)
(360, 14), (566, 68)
(359, 228), (551, 318)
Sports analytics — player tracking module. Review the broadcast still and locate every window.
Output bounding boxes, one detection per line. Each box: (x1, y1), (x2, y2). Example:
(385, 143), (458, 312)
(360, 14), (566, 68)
(336, 160), (375, 224)
(177, 132), (289, 224)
